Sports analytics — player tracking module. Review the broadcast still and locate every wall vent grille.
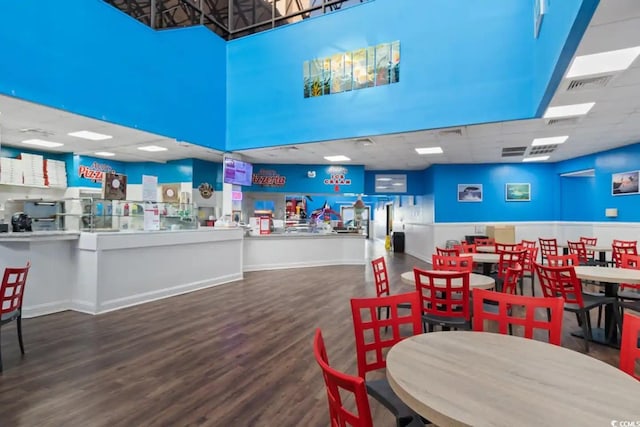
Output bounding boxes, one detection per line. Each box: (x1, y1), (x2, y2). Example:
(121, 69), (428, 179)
(438, 128), (465, 137)
(566, 75), (613, 91)
(546, 117), (580, 126)
(501, 146), (527, 157)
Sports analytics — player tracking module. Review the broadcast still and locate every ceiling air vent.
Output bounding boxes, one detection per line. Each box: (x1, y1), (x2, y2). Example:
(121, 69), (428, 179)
(546, 117), (580, 126)
(528, 145), (558, 155)
(501, 146), (527, 157)
(354, 137), (375, 146)
(438, 127), (465, 137)
(566, 75), (613, 92)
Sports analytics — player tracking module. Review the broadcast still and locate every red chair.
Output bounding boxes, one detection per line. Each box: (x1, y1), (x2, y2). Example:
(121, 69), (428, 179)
(520, 239), (537, 249)
(546, 253), (579, 267)
(534, 262), (619, 352)
(474, 237), (495, 246)
(0, 262), (30, 372)
(620, 312), (640, 381)
(612, 241), (638, 268)
(495, 243), (521, 253)
(453, 243), (476, 254)
(522, 246), (539, 296)
(618, 254), (640, 302)
(436, 247), (459, 257)
(371, 257), (410, 322)
(472, 288), (564, 345)
(579, 237), (598, 261)
(539, 238), (558, 264)
(313, 329), (374, 427)
(567, 240), (596, 265)
(493, 249), (526, 293)
(350, 292), (424, 427)
(414, 268), (471, 331)
(431, 254), (473, 273)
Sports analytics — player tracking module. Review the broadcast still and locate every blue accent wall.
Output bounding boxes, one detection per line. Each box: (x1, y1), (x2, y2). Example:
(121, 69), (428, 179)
(432, 163), (558, 223)
(193, 159), (223, 191)
(0, 0), (226, 150)
(227, 0), (536, 150)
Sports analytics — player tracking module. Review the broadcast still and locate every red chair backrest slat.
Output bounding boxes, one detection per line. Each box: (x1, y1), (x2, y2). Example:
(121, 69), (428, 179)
(350, 292), (422, 379)
(432, 254), (474, 273)
(546, 254), (579, 267)
(567, 240), (590, 264)
(522, 247), (539, 273)
(539, 238), (558, 261)
(534, 263), (586, 308)
(613, 241), (638, 268)
(579, 237), (597, 259)
(436, 247), (460, 257)
(472, 288), (564, 345)
(520, 240), (537, 249)
(371, 257), (390, 297)
(314, 329), (374, 427)
(0, 262), (30, 317)
(620, 254), (640, 291)
(414, 268), (471, 322)
(495, 243), (521, 253)
(496, 249), (526, 280)
(620, 312), (640, 381)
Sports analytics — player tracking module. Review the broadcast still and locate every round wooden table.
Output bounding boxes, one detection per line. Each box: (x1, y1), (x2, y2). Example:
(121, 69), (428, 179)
(401, 271), (495, 289)
(475, 245), (495, 253)
(387, 331), (640, 427)
(464, 253), (500, 264)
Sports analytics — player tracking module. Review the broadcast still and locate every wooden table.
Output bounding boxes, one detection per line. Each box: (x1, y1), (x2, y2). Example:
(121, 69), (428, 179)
(401, 271), (495, 290)
(574, 265), (640, 346)
(461, 253), (499, 275)
(387, 331), (640, 427)
(475, 245), (495, 253)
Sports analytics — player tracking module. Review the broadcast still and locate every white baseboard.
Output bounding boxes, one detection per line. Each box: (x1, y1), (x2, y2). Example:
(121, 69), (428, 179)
(22, 300), (70, 318)
(243, 258), (365, 272)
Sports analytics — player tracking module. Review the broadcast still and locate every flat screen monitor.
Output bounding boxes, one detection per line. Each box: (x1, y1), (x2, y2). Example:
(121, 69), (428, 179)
(223, 158), (253, 186)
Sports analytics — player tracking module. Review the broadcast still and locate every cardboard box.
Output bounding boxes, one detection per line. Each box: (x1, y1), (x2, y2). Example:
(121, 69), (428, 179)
(486, 225), (515, 244)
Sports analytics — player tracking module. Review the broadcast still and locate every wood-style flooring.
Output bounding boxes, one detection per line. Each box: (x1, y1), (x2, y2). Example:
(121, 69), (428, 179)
(0, 242), (624, 426)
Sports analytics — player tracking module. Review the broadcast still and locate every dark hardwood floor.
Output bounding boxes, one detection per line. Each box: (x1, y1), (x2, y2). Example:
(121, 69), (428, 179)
(0, 242), (624, 426)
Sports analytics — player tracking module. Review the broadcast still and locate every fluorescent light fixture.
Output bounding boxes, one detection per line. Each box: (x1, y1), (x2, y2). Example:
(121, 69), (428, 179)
(21, 139), (64, 148)
(523, 156), (550, 162)
(376, 177), (392, 182)
(567, 46), (640, 78)
(531, 136), (569, 146)
(415, 146), (443, 155)
(544, 102), (595, 118)
(68, 130), (113, 141)
(94, 151), (116, 157)
(324, 155), (351, 162)
(137, 145), (168, 152)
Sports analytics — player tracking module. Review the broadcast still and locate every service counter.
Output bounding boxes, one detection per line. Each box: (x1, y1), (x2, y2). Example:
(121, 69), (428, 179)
(243, 232), (366, 272)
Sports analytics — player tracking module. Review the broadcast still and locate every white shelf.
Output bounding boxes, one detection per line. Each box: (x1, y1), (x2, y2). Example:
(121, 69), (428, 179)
(0, 182), (66, 189)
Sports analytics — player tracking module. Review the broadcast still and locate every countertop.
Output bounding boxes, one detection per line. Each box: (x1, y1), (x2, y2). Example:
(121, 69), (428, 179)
(0, 231), (81, 242)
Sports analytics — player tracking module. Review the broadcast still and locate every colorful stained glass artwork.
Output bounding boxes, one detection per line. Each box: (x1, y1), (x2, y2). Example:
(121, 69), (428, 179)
(303, 41), (400, 98)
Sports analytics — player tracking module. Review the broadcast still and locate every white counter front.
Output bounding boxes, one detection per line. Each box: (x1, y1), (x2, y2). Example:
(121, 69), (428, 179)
(243, 233), (366, 272)
(75, 228), (244, 314)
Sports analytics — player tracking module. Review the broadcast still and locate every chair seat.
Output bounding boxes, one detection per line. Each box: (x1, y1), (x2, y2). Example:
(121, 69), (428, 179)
(0, 309), (20, 324)
(618, 290), (640, 301)
(620, 300), (640, 312)
(366, 379), (426, 426)
(563, 294), (615, 312)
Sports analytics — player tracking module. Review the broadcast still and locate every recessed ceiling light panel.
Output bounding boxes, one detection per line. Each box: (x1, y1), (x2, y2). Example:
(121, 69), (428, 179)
(94, 151), (116, 157)
(324, 155), (351, 162)
(68, 130), (113, 141)
(415, 146), (443, 155)
(543, 103), (595, 118)
(138, 145), (168, 152)
(567, 46), (640, 78)
(523, 155), (550, 162)
(21, 139), (64, 148)
(531, 136), (568, 146)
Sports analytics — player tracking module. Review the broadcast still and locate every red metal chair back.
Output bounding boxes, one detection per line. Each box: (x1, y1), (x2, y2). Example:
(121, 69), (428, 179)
(620, 254), (640, 291)
(371, 257), (389, 297)
(613, 241), (638, 268)
(534, 263), (586, 308)
(502, 265), (523, 295)
(496, 249), (526, 280)
(350, 292), (422, 379)
(539, 238), (558, 263)
(436, 247), (459, 257)
(0, 262), (30, 319)
(453, 243), (476, 253)
(520, 239), (537, 249)
(567, 240), (590, 264)
(522, 246), (539, 275)
(472, 288), (564, 345)
(432, 254), (473, 273)
(314, 329), (374, 427)
(546, 254), (579, 267)
(579, 237), (597, 260)
(495, 243), (521, 253)
(414, 268), (471, 322)
(474, 237), (495, 246)
(620, 312), (640, 381)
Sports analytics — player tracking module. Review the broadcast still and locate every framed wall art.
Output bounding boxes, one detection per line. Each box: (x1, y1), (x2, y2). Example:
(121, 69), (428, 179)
(457, 184), (482, 202)
(612, 170), (639, 196)
(505, 183), (531, 201)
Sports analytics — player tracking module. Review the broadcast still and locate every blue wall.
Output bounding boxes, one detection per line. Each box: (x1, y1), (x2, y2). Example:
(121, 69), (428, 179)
(431, 163), (558, 223)
(0, 0), (226, 150)
(555, 143), (640, 222)
(193, 159), (223, 191)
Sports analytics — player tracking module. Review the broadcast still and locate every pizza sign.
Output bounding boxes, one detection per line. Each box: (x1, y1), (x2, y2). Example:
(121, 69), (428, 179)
(78, 162), (115, 183)
(253, 169), (286, 187)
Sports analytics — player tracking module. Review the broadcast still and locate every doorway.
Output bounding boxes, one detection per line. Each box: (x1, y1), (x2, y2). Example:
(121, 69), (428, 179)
(385, 203), (393, 236)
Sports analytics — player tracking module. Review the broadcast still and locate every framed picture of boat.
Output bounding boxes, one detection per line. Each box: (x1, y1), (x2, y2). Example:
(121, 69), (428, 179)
(458, 184), (483, 202)
(505, 183), (531, 201)
(612, 170), (639, 196)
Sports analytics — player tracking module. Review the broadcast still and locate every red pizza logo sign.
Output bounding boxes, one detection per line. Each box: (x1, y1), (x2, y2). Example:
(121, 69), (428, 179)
(253, 170), (286, 187)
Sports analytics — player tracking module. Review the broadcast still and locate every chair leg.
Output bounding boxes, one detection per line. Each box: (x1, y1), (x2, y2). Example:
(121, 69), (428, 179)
(579, 311), (590, 353)
(17, 316), (25, 355)
(0, 326), (3, 372)
(575, 312), (582, 327)
(596, 306), (603, 329)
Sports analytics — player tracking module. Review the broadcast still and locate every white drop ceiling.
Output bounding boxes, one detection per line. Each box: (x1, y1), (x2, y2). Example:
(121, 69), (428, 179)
(0, 0), (639, 171)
